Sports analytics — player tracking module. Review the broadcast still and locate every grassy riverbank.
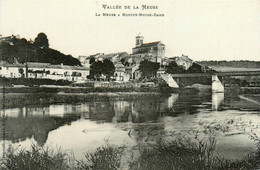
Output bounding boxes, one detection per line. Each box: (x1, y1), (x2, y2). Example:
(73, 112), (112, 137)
(1, 136), (259, 170)
(0, 80), (176, 109)
(0, 91), (170, 109)
(0, 85), (176, 93)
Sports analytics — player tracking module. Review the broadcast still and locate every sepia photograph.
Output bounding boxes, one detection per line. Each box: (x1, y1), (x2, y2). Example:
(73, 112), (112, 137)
(0, 0), (260, 169)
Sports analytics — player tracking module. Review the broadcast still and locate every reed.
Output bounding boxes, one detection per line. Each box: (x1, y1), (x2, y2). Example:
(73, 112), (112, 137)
(75, 145), (123, 170)
(129, 136), (260, 170)
(1, 136), (259, 170)
(0, 145), (70, 170)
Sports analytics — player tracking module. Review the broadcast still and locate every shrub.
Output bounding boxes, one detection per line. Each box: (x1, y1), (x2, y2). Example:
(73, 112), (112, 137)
(129, 136), (260, 170)
(0, 137), (260, 170)
(76, 145), (123, 170)
(0, 145), (70, 170)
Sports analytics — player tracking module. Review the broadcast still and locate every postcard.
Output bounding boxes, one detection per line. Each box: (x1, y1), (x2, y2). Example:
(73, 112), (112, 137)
(0, 0), (260, 169)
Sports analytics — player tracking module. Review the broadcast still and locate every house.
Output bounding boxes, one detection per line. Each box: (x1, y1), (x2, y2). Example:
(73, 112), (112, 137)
(26, 62), (52, 79)
(81, 52), (129, 68)
(133, 69), (142, 80)
(0, 63), (24, 78)
(132, 34), (165, 64)
(114, 62), (130, 81)
(78, 53), (102, 67)
(128, 55), (143, 66)
(0, 62), (90, 82)
(161, 57), (175, 66)
(0, 34), (20, 43)
(175, 54), (193, 70)
(98, 53), (120, 62)
(157, 67), (167, 77)
(125, 64), (140, 80)
(78, 55), (88, 64)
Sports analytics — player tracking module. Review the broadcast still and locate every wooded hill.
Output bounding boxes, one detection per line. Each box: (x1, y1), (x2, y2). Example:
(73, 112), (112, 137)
(0, 33), (81, 66)
(198, 60), (260, 68)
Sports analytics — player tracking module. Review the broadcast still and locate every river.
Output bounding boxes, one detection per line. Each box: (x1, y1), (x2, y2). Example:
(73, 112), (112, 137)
(0, 91), (260, 161)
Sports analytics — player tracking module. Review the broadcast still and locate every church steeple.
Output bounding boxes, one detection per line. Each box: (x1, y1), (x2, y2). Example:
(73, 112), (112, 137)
(135, 33), (144, 47)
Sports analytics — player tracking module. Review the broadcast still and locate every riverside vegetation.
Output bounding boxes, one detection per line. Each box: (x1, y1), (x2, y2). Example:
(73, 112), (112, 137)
(1, 116), (260, 170)
(0, 94), (260, 169)
(0, 132), (259, 170)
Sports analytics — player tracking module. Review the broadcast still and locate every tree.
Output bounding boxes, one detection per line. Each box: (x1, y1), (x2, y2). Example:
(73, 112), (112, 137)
(88, 60), (115, 80)
(0, 35), (81, 66)
(120, 58), (130, 66)
(18, 68), (24, 74)
(13, 38), (31, 63)
(18, 68), (25, 78)
(90, 57), (95, 64)
(139, 60), (160, 79)
(34, 32), (49, 48)
(89, 61), (103, 80)
(186, 63), (203, 73)
(0, 42), (15, 63)
(166, 61), (185, 74)
(102, 59), (115, 80)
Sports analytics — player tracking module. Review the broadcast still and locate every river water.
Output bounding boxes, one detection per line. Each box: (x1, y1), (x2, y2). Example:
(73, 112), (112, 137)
(0, 92), (260, 161)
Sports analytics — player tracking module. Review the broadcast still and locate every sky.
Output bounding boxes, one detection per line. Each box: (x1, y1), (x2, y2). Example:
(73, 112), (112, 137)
(0, 0), (260, 61)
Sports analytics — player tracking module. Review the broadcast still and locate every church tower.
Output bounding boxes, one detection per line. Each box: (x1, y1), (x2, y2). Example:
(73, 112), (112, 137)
(135, 33), (144, 47)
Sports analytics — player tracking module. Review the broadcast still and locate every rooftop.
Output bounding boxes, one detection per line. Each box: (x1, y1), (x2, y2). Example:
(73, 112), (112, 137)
(177, 55), (193, 63)
(0, 62), (89, 70)
(133, 41), (165, 49)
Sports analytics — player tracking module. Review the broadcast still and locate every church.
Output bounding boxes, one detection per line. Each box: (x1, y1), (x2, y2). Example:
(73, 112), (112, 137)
(132, 34), (165, 64)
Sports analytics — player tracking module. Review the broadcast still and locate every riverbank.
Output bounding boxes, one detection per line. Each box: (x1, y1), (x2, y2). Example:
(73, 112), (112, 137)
(1, 86), (260, 169)
(0, 80), (177, 94)
(1, 136), (259, 170)
(219, 87), (260, 95)
(184, 84), (260, 94)
(0, 91), (169, 109)
(0, 82), (178, 109)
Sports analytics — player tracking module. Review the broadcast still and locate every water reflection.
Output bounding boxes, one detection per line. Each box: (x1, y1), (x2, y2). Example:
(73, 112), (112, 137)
(1, 92), (260, 160)
(1, 104), (89, 118)
(212, 93), (224, 111)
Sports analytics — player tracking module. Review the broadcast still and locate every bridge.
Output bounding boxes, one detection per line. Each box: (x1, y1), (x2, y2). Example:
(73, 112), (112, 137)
(161, 70), (260, 93)
(171, 71), (260, 78)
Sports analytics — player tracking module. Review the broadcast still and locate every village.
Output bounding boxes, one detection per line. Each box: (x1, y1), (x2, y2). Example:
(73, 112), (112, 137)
(0, 34), (203, 85)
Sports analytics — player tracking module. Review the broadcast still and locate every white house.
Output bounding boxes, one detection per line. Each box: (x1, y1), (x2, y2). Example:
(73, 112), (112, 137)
(0, 62), (90, 82)
(114, 62), (130, 81)
(175, 55), (193, 70)
(0, 63), (25, 78)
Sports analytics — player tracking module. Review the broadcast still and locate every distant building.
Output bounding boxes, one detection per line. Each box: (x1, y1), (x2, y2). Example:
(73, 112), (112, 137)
(175, 54), (193, 70)
(80, 52), (129, 68)
(0, 63), (24, 78)
(78, 55), (88, 63)
(78, 53), (101, 67)
(27, 62), (90, 82)
(132, 34), (165, 64)
(114, 62), (130, 81)
(125, 64), (140, 80)
(157, 67), (167, 77)
(0, 62), (90, 82)
(0, 34), (20, 43)
(98, 53), (120, 62)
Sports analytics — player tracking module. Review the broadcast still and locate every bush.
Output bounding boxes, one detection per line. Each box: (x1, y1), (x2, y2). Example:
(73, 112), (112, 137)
(0, 137), (260, 170)
(0, 77), (12, 87)
(0, 145), (70, 170)
(129, 138), (218, 170)
(130, 137), (260, 170)
(76, 145), (123, 170)
(0, 77), (71, 86)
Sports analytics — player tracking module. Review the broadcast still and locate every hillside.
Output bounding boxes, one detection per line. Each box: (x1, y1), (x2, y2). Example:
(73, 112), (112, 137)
(198, 60), (260, 68)
(0, 33), (81, 66)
